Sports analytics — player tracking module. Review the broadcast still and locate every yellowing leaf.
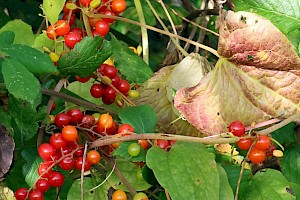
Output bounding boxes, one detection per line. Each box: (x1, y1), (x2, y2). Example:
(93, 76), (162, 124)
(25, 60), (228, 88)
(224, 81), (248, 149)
(133, 54), (211, 136)
(174, 58), (300, 133)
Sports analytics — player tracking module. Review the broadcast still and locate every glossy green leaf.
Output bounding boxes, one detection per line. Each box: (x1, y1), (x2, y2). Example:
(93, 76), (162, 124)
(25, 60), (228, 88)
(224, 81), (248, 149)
(271, 122), (296, 146)
(22, 149), (42, 186)
(0, 44), (59, 75)
(107, 159), (151, 191)
(217, 165), (234, 200)
(8, 97), (39, 145)
(119, 105), (157, 133)
(142, 165), (159, 186)
(33, 32), (64, 54)
(2, 59), (41, 105)
(221, 164), (251, 194)
(0, 20), (35, 45)
(147, 142), (219, 200)
(239, 169), (296, 200)
(281, 144), (300, 184)
(111, 141), (146, 162)
(41, 0), (66, 25)
(0, 31), (14, 46)
(103, 35), (153, 84)
(233, 0), (300, 54)
(58, 36), (112, 77)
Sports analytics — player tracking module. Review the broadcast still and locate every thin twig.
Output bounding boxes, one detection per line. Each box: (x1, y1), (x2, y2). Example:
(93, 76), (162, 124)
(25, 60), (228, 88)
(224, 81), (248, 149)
(81, 142), (88, 200)
(165, 189), (171, 200)
(105, 158), (137, 196)
(90, 133), (238, 148)
(258, 113), (300, 135)
(88, 13), (219, 57)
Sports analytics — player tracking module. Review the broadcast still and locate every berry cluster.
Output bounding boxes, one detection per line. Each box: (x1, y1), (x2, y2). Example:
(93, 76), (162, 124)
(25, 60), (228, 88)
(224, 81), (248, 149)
(229, 121), (280, 164)
(46, 0), (127, 49)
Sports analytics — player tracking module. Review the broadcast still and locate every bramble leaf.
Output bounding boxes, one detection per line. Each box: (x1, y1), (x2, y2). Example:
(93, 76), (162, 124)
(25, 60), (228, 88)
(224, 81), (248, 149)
(119, 105), (157, 133)
(103, 35), (153, 84)
(147, 142), (219, 200)
(57, 36), (112, 77)
(2, 58), (41, 105)
(0, 44), (59, 75)
(239, 169), (296, 200)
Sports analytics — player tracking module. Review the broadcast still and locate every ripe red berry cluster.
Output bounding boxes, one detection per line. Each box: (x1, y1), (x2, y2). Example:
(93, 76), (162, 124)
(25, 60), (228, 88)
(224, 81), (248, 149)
(89, 64), (131, 105)
(46, 0), (127, 49)
(229, 121), (275, 164)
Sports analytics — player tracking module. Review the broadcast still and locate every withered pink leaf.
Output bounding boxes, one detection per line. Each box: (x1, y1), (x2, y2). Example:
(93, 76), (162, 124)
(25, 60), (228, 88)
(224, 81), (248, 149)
(218, 10), (300, 74)
(174, 58), (300, 134)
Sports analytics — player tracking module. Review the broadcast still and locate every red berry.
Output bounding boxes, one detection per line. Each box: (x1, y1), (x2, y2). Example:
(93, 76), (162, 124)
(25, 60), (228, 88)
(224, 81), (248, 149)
(111, 0), (127, 13)
(90, 83), (104, 98)
(111, 75), (121, 88)
(55, 113), (71, 127)
(38, 161), (53, 178)
(28, 189), (44, 200)
(266, 144), (276, 156)
(48, 172), (64, 187)
(75, 75), (91, 83)
(248, 148), (266, 164)
(102, 9), (116, 23)
(75, 157), (91, 171)
(80, 0), (92, 7)
(50, 133), (67, 150)
(46, 25), (56, 40)
(87, 150), (101, 164)
(254, 135), (271, 151)
(62, 125), (78, 141)
(101, 64), (118, 79)
(169, 140), (176, 146)
(15, 188), (28, 200)
(118, 124), (134, 134)
(62, 13), (76, 26)
(228, 121), (245, 137)
(156, 140), (169, 149)
(36, 179), (50, 192)
(118, 79), (130, 94)
(138, 139), (149, 149)
(59, 157), (76, 170)
(38, 143), (55, 161)
(64, 32), (82, 49)
(103, 86), (117, 101)
(95, 20), (110, 37)
(74, 145), (84, 157)
(70, 27), (84, 37)
(81, 115), (96, 128)
(67, 108), (84, 124)
(54, 20), (70, 36)
(237, 137), (252, 150)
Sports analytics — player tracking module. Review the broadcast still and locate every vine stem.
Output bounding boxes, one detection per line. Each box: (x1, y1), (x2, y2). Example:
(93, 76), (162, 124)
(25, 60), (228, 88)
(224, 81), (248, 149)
(90, 133), (238, 148)
(88, 13), (219, 57)
(81, 143), (88, 200)
(134, 0), (149, 64)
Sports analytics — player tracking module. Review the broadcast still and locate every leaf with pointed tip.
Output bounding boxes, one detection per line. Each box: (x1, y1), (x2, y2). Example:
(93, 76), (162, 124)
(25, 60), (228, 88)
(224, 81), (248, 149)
(57, 36), (112, 77)
(0, 44), (59, 75)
